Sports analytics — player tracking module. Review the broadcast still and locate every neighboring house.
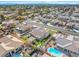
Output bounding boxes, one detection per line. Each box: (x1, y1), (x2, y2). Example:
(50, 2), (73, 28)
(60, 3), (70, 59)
(71, 16), (79, 21)
(53, 33), (79, 57)
(2, 20), (19, 26)
(15, 23), (34, 37)
(50, 19), (59, 26)
(0, 35), (23, 57)
(64, 42), (79, 57)
(73, 24), (79, 33)
(66, 22), (74, 29)
(0, 11), (14, 14)
(58, 15), (70, 21)
(30, 28), (49, 40)
(71, 12), (79, 21)
(39, 18), (52, 24)
(72, 12), (79, 17)
(16, 23), (33, 31)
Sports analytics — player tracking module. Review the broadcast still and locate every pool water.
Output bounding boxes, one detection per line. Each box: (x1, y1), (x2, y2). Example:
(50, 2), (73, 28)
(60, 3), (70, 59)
(12, 53), (22, 57)
(47, 48), (63, 57)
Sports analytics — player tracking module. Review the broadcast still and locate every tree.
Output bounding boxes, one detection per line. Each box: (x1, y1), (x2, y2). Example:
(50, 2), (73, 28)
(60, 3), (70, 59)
(0, 14), (5, 21)
(0, 24), (3, 29)
(21, 35), (28, 40)
(18, 9), (26, 16)
(16, 16), (24, 23)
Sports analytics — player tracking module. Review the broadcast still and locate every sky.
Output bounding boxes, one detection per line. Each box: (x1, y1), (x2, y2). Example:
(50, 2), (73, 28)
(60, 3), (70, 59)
(0, 0), (79, 1)
(0, 0), (79, 4)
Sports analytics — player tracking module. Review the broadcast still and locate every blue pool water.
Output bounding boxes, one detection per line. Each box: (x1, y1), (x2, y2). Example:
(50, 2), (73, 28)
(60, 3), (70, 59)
(12, 53), (22, 57)
(47, 48), (63, 57)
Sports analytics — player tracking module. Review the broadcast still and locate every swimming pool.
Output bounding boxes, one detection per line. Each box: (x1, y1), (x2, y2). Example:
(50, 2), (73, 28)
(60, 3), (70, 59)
(47, 48), (63, 57)
(12, 53), (22, 57)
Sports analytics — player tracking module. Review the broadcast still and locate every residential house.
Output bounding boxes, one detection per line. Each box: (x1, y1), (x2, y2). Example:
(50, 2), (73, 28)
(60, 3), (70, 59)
(0, 35), (24, 57)
(39, 18), (52, 24)
(30, 27), (49, 41)
(15, 23), (34, 37)
(72, 12), (79, 17)
(53, 33), (79, 57)
(73, 24), (79, 33)
(58, 15), (70, 21)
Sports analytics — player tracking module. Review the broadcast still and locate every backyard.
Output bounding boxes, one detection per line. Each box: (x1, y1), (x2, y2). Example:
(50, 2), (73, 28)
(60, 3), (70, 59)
(32, 34), (51, 49)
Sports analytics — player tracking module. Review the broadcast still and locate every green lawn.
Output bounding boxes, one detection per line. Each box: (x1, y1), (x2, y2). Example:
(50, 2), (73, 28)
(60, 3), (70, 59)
(32, 29), (57, 48)
(34, 35), (50, 48)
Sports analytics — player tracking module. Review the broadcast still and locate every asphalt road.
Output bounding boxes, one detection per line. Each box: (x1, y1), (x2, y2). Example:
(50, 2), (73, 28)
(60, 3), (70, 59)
(26, 21), (79, 36)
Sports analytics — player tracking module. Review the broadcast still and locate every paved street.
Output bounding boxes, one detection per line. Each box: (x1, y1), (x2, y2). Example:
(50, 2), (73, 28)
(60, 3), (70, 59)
(26, 21), (79, 36)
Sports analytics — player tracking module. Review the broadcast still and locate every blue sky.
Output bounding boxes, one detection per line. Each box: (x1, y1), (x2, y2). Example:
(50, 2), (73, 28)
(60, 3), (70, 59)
(0, 1), (79, 4)
(0, 0), (79, 1)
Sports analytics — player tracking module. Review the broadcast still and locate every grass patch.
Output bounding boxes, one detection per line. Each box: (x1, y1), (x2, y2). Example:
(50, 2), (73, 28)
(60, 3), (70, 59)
(48, 29), (57, 35)
(0, 24), (3, 29)
(23, 54), (30, 57)
(34, 35), (51, 48)
(20, 35), (29, 43)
